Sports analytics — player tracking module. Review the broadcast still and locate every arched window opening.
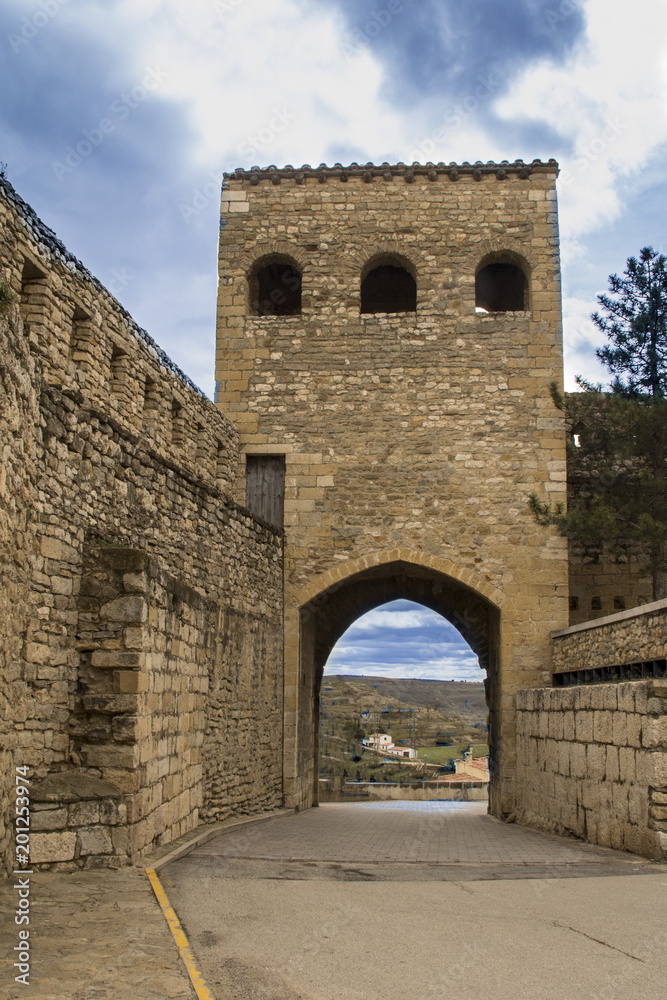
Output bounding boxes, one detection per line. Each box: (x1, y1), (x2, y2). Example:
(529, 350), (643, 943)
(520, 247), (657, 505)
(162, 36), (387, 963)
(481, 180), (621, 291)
(361, 264), (416, 314)
(250, 259), (301, 316)
(475, 260), (527, 312)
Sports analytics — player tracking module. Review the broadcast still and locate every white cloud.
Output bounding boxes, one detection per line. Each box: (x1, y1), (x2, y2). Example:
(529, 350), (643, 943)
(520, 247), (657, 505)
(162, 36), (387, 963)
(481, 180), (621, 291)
(496, 0), (667, 249)
(350, 608), (436, 631)
(107, 0), (403, 172)
(562, 295), (611, 389)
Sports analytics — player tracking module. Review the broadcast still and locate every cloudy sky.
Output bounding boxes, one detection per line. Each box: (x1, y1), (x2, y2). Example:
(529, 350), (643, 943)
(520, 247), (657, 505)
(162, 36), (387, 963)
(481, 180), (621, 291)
(2, 0), (666, 678)
(324, 600), (481, 681)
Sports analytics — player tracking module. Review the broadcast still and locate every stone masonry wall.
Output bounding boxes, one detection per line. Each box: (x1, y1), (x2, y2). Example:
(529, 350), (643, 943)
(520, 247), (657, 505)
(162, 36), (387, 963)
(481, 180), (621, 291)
(516, 681), (667, 859)
(215, 160), (570, 816)
(552, 599), (667, 674)
(0, 278), (39, 876)
(0, 177), (284, 872)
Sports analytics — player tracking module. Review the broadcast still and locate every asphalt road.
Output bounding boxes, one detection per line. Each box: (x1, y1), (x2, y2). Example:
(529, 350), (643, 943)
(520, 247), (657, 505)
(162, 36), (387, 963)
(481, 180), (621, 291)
(164, 802), (667, 1000)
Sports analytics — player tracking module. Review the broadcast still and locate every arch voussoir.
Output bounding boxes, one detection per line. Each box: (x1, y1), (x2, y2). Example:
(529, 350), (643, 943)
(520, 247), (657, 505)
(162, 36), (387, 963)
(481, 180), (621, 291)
(296, 549), (506, 609)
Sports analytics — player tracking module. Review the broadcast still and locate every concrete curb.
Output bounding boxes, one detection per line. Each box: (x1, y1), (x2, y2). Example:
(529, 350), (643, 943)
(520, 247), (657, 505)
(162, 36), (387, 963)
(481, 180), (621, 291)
(143, 807), (296, 871)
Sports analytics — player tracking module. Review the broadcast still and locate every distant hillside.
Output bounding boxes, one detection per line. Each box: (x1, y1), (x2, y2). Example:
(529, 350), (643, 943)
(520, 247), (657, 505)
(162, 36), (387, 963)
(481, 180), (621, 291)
(327, 675), (486, 718)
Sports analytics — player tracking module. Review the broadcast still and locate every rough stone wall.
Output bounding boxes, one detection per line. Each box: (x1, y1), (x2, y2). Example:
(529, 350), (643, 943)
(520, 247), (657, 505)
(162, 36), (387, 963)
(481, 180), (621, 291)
(73, 543), (212, 858)
(515, 681), (667, 859)
(215, 161), (569, 816)
(0, 279), (39, 874)
(0, 178), (284, 872)
(552, 600), (667, 674)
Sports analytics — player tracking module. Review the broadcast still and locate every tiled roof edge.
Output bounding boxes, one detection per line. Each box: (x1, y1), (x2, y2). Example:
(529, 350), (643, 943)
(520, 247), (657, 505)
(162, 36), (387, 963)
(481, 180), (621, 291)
(224, 158), (559, 183)
(0, 175), (205, 398)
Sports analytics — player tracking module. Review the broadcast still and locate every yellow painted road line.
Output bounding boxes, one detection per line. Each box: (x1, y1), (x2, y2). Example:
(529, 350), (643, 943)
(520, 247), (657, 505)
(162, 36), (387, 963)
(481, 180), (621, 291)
(146, 867), (215, 1000)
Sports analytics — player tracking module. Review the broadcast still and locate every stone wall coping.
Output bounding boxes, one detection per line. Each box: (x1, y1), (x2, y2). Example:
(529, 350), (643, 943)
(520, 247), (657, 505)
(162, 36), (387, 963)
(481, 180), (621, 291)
(31, 770), (123, 803)
(224, 158), (559, 183)
(551, 597), (667, 639)
(0, 176), (205, 397)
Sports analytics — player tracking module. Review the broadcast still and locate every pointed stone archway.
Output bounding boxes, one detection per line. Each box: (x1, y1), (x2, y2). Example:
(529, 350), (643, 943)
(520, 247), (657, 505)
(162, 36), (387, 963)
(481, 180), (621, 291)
(284, 551), (511, 817)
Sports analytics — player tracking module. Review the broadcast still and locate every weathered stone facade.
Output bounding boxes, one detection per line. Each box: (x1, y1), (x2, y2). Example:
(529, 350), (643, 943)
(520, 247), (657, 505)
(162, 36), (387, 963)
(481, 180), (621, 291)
(516, 679), (667, 858)
(3, 158), (665, 872)
(215, 160), (569, 818)
(0, 178), (283, 872)
(553, 599), (667, 674)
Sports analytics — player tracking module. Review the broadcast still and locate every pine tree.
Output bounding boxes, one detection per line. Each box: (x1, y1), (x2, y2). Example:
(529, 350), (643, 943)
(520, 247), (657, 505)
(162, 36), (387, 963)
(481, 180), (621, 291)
(592, 247), (667, 398)
(530, 247), (667, 601)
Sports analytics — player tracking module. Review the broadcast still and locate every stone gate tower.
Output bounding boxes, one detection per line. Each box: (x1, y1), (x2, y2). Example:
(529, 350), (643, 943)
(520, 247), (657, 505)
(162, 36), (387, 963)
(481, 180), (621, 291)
(215, 159), (569, 818)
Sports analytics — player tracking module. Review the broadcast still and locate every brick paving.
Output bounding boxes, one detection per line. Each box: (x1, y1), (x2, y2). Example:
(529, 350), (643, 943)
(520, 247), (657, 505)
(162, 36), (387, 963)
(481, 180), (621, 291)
(186, 800), (653, 869)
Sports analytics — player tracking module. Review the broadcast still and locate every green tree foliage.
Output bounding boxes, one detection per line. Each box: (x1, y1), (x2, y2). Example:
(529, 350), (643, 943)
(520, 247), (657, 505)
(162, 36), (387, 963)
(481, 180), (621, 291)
(342, 718), (366, 742)
(593, 247), (667, 398)
(530, 247), (667, 601)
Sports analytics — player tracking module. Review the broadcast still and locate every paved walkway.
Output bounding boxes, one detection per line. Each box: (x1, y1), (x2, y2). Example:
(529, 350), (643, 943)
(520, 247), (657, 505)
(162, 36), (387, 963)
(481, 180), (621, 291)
(182, 800), (652, 870)
(164, 803), (667, 1000)
(1, 866), (192, 1000)
(2, 803), (666, 1000)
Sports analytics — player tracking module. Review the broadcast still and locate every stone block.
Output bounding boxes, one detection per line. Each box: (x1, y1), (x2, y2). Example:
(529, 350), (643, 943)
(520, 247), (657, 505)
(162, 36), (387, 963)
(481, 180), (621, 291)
(548, 713), (564, 741)
(612, 712), (628, 747)
(642, 716), (667, 749)
(40, 536), (62, 559)
(111, 714), (144, 742)
(587, 744), (606, 781)
(570, 742), (587, 780)
(30, 831), (76, 863)
(606, 746), (619, 783)
(82, 693), (140, 714)
(81, 744), (140, 768)
(123, 572), (148, 593)
(619, 747), (636, 784)
(575, 711), (593, 744)
(99, 799), (126, 825)
(30, 807), (67, 831)
(100, 596), (147, 623)
(626, 714), (643, 748)
(111, 825), (130, 855)
(77, 826), (113, 856)
(593, 710), (613, 744)
(617, 684), (636, 713)
(563, 710), (575, 741)
(114, 670), (149, 693)
(68, 800), (100, 826)
(91, 650), (144, 668)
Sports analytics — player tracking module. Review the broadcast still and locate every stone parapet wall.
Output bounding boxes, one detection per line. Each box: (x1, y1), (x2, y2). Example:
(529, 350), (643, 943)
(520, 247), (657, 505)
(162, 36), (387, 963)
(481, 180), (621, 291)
(0, 284), (39, 876)
(0, 181), (285, 873)
(515, 681), (667, 859)
(0, 177), (238, 494)
(552, 599), (667, 674)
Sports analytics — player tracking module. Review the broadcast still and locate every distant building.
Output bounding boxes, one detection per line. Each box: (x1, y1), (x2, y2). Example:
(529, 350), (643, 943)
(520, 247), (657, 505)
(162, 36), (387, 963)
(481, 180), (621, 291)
(385, 746), (417, 760)
(365, 733), (394, 750)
